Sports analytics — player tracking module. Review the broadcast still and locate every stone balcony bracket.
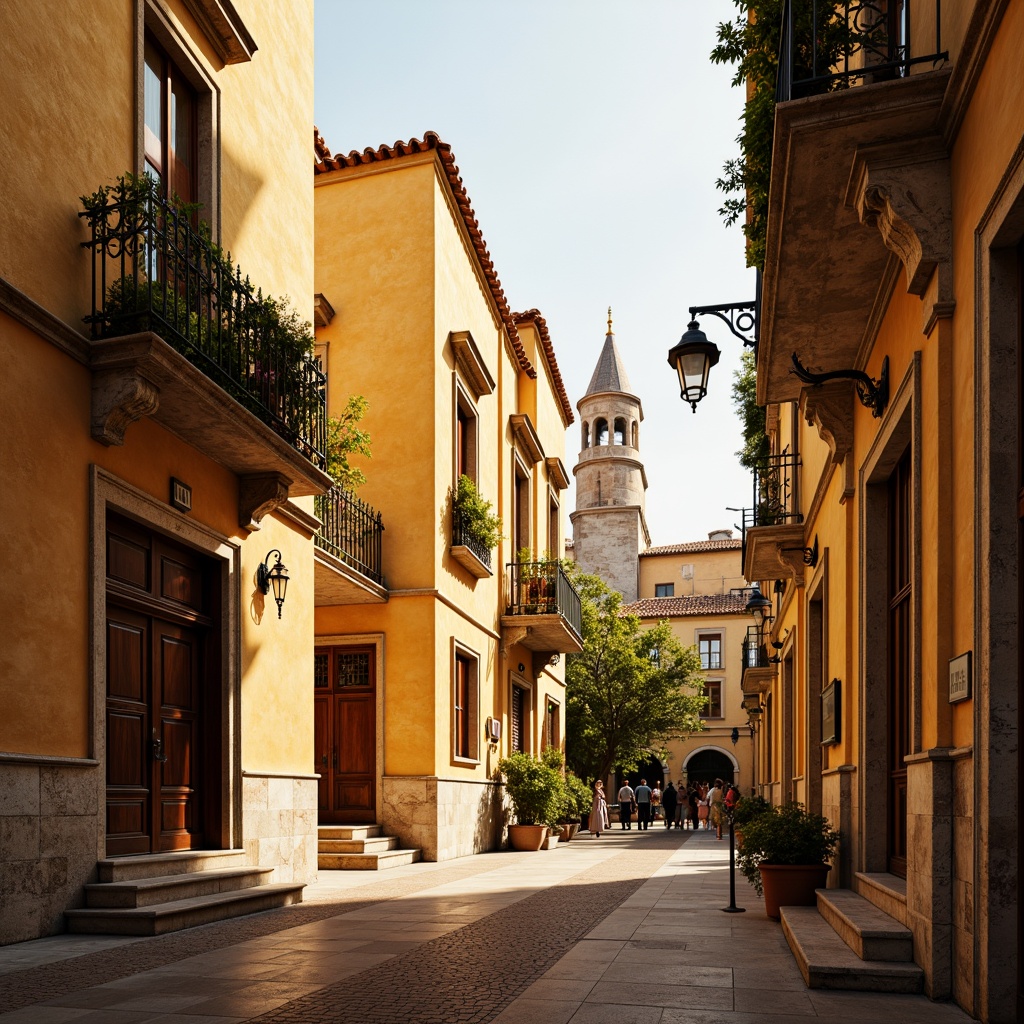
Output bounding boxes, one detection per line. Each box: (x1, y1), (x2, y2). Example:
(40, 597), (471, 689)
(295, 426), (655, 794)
(744, 522), (810, 586)
(239, 472), (292, 533)
(848, 138), (955, 335)
(800, 381), (856, 502)
(742, 667), (775, 696)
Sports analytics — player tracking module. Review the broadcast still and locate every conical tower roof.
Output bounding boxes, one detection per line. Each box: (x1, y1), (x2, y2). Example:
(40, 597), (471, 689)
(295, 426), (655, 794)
(584, 309), (632, 396)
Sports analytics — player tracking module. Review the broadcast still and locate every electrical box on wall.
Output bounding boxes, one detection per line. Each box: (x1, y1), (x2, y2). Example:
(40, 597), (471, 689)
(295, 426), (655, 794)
(485, 717), (502, 743)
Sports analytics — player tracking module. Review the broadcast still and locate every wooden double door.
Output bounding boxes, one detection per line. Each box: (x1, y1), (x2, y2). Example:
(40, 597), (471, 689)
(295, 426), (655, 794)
(105, 515), (218, 856)
(314, 645), (376, 822)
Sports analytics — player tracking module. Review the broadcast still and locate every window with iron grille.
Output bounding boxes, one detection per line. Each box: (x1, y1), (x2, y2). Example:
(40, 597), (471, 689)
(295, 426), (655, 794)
(511, 685), (526, 753)
(336, 650), (372, 687)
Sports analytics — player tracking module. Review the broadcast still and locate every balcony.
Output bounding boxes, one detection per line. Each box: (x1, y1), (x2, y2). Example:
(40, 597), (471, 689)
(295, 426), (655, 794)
(314, 487), (387, 604)
(759, 1), (950, 408)
(741, 625), (774, 696)
(737, 451), (812, 583)
(450, 507), (494, 579)
(501, 561), (583, 659)
(80, 176), (331, 518)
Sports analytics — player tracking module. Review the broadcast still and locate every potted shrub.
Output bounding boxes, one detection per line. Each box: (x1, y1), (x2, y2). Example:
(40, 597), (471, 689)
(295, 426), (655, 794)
(497, 750), (561, 851)
(542, 748), (589, 842)
(732, 794), (771, 848)
(736, 802), (840, 919)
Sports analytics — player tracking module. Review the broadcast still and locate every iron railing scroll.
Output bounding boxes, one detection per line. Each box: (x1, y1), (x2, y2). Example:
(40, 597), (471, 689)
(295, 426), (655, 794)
(315, 487), (385, 586)
(776, 0), (948, 103)
(80, 178), (327, 469)
(506, 561), (583, 640)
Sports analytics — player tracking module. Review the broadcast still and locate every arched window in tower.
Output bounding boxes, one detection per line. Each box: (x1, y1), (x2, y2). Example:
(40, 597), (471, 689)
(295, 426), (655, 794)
(613, 417), (627, 445)
(582, 421), (590, 449)
(631, 421), (638, 448)
(595, 418), (608, 446)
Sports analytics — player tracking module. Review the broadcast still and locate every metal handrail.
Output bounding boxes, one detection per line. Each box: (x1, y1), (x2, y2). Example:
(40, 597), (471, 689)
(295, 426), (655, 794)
(314, 487), (385, 585)
(505, 561), (583, 639)
(776, 0), (947, 103)
(80, 178), (327, 469)
(742, 625), (771, 671)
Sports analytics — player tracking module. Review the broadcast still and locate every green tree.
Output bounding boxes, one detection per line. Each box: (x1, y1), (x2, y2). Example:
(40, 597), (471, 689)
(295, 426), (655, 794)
(565, 570), (706, 786)
(326, 395), (371, 491)
(731, 347), (768, 469)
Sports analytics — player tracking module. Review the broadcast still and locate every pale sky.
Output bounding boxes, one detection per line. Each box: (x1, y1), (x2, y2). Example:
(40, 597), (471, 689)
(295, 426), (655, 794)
(313, 0), (757, 548)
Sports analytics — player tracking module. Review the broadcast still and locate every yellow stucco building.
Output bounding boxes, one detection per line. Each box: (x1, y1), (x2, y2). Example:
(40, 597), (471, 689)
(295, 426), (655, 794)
(724, 3), (1023, 1019)
(0, 1), (330, 943)
(311, 132), (579, 862)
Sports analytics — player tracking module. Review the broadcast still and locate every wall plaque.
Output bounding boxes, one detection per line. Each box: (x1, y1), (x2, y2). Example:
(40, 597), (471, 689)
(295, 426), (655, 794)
(949, 651), (972, 703)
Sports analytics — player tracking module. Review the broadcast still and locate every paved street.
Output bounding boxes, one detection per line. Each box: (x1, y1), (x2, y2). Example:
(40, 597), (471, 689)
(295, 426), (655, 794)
(0, 828), (972, 1023)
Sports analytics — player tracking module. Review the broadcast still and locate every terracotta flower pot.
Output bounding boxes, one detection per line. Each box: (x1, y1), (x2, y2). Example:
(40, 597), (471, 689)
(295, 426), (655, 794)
(559, 822), (580, 843)
(758, 863), (831, 919)
(507, 823), (549, 851)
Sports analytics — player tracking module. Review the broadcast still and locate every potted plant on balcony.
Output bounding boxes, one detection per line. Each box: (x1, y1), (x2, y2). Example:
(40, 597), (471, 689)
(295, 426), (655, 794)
(453, 476), (502, 552)
(497, 750), (561, 851)
(736, 802), (840, 919)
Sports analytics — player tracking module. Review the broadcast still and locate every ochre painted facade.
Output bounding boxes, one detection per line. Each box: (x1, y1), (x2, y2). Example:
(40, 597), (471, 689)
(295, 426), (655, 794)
(744, 3), (1023, 1019)
(312, 134), (578, 862)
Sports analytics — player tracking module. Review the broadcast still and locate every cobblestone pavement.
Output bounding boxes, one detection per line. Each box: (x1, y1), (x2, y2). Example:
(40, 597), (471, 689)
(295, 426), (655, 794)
(0, 828), (976, 1023)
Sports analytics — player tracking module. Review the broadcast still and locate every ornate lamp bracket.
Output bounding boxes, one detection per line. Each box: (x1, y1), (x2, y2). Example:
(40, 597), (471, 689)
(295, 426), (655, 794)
(688, 301), (758, 349)
(791, 353), (889, 418)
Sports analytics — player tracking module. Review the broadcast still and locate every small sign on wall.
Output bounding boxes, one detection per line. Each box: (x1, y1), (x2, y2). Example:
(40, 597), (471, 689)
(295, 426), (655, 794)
(949, 651), (972, 703)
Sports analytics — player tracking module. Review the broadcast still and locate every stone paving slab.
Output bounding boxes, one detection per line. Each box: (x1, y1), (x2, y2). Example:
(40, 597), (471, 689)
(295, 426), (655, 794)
(0, 829), (978, 1023)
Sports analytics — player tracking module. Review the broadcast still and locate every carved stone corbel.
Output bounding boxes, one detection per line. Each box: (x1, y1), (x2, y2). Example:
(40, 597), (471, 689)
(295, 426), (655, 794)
(800, 381), (856, 502)
(239, 472), (291, 532)
(91, 369), (160, 446)
(849, 140), (954, 333)
(501, 624), (530, 658)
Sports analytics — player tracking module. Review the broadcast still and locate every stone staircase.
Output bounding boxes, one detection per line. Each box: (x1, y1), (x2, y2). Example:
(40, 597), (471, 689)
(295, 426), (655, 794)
(780, 873), (924, 993)
(317, 824), (421, 870)
(65, 850), (304, 936)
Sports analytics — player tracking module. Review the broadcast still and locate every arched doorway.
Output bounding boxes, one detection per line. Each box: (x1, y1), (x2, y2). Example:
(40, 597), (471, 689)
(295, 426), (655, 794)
(684, 747), (737, 787)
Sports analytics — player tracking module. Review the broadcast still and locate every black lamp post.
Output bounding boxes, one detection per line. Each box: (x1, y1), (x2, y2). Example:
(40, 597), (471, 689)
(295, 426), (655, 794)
(744, 586), (772, 633)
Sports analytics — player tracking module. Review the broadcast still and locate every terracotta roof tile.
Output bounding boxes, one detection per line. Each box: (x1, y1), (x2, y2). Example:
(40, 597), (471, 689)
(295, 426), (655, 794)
(641, 539), (742, 556)
(623, 594), (751, 617)
(314, 130), (536, 381)
(512, 309), (574, 426)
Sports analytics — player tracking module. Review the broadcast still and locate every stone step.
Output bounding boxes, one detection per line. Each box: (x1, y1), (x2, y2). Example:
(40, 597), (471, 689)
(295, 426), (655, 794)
(66, 883), (304, 936)
(317, 836), (398, 855)
(781, 906), (924, 994)
(97, 849), (247, 883)
(83, 866), (275, 909)
(817, 888), (914, 961)
(318, 848), (421, 871)
(854, 871), (910, 927)
(316, 825), (382, 841)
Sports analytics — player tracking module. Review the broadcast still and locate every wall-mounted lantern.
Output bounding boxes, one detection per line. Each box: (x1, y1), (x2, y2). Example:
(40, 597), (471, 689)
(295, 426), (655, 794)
(257, 549), (289, 618)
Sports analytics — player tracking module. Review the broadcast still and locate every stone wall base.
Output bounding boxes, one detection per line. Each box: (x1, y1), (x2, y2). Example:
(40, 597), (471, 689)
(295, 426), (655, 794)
(0, 760), (103, 946)
(381, 776), (504, 861)
(240, 774), (318, 883)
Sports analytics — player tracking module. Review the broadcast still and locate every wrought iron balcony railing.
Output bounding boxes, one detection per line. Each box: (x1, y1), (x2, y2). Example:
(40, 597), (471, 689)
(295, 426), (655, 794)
(736, 450), (803, 567)
(451, 508), (493, 573)
(80, 177), (326, 469)
(742, 625), (771, 672)
(315, 487), (385, 586)
(506, 561), (583, 637)
(776, 0), (948, 102)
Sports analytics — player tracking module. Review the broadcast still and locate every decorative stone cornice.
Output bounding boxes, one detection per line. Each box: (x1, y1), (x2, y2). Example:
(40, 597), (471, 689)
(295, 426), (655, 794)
(239, 472), (292, 533)
(849, 139), (955, 334)
(449, 330), (496, 398)
(91, 369), (160, 446)
(744, 522), (810, 587)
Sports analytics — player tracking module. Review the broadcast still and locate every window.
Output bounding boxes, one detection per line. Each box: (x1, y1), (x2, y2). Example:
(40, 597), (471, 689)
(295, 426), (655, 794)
(613, 417), (626, 444)
(701, 680), (723, 719)
(698, 633), (722, 670)
(582, 421), (590, 449)
(512, 458), (530, 553)
(511, 684), (528, 752)
(455, 386), (478, 484)
(595, 418), (608, 446)
(631, 421), (638, 447)
(544, 699), (560, 750)
(144, 36), (197, 203)
(453, 645), (479, 763)
(655, 583), (674, 598)
(548, 491), (560, 557)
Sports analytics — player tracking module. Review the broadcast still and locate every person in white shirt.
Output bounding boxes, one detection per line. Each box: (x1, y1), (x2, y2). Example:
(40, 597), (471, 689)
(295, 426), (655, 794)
(617, 782), (635, 830)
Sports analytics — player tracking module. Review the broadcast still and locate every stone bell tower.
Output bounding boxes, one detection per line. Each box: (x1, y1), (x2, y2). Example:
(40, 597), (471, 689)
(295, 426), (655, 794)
(570, 310), (650, 602)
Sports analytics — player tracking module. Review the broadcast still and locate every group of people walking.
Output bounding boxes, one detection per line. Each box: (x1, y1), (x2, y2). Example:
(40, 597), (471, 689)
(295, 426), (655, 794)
(588, 777), (739, 839)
